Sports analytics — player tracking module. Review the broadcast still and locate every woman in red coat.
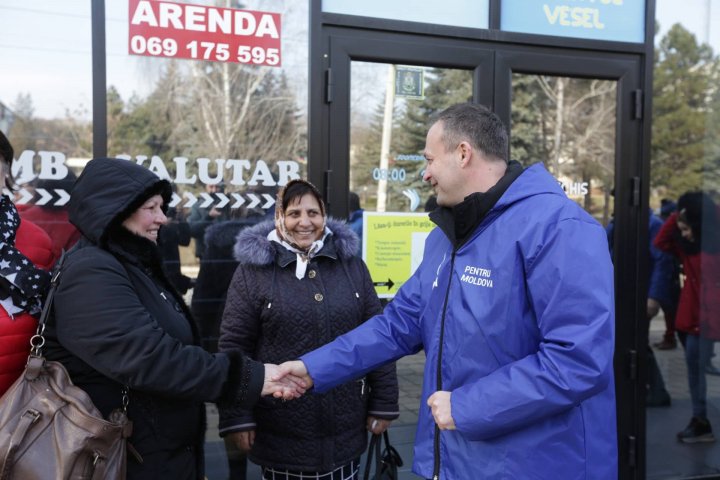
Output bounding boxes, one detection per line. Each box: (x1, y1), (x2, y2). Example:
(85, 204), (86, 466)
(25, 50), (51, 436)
(654, 191), (720, 444)
(0, 130), (55, 396)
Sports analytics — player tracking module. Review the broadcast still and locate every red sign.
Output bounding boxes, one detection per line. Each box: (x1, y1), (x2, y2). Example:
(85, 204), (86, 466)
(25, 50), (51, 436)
(128, 0), (281, 66)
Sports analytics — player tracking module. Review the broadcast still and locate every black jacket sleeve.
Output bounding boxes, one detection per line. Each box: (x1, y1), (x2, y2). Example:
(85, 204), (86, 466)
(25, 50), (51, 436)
(54, 248), (263, 409)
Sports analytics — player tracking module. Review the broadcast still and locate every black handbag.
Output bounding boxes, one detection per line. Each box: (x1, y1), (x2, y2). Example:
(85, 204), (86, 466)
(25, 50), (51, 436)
(0, 253), (133, 479)
(363, 431), (403, 480)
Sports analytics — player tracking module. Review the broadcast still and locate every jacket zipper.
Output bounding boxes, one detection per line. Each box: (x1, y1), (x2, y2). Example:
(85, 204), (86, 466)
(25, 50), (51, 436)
(433, 250), (456, 480)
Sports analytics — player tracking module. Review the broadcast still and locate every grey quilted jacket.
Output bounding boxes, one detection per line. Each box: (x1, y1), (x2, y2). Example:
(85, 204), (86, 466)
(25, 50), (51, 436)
(218, 218), (399, 471)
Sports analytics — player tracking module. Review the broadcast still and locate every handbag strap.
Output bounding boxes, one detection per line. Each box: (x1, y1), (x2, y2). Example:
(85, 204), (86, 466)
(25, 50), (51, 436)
(362, 433), (383, 480)
(30, 251), (67, 356)
(29, 251), (130, 413)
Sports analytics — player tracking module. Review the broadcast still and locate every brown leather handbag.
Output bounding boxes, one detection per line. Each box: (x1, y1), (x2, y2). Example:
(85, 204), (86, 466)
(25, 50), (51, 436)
(0, 253), (133, 479)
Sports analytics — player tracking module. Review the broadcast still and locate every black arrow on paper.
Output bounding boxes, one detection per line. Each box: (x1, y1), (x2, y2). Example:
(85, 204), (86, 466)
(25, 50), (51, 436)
(373, 278), (395, 290)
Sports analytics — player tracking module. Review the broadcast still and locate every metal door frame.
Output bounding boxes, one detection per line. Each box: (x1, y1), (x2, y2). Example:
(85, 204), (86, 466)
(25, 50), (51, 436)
(309, 3), (652, 477)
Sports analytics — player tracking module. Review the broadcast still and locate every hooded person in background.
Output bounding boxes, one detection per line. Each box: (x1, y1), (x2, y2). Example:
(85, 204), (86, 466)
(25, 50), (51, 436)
(42, 158), (306, 479)
(277, 103), (617, 479)
(0, 130), (55, 396)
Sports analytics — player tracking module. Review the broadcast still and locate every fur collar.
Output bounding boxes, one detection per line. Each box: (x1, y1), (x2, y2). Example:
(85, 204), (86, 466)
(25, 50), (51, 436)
(234, 217), (359, 266)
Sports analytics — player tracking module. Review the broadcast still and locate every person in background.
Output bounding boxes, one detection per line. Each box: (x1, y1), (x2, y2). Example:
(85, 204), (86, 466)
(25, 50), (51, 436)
(188, 182), (230, 259)
(219, 179), (399, 480)
(277, 103), (617, 479)
(348, 191), (363, 256)
(654, 191), (720, 443)
(423, 195), (437, 213)
(606, 208), (675, 407)
(43, 158), (305, 479)
(0, 130), (55, 396)
(157, 202), (194, 296)
(653, 198), (680, 350)
(192, 185), (276, 480)
(18, 172), (81, 259)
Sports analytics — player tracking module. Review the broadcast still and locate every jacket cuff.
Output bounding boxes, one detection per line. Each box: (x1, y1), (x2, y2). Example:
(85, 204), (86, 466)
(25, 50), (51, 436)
(219, 350), (264, 409)
(367, 401), (400, 421)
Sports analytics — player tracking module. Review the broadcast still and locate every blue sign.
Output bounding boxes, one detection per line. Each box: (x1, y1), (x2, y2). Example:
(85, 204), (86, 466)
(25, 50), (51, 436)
(501, 0), (645, 44)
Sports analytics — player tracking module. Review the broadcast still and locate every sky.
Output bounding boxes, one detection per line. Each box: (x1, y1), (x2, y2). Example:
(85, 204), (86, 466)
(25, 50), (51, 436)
(0, 0), (717, 120)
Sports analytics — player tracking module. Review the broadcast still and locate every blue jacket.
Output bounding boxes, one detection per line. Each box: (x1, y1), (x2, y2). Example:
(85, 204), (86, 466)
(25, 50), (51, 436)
(302, 163), (617, 479)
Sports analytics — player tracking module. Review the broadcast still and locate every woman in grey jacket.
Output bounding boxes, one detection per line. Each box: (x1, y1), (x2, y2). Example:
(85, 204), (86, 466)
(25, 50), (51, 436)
(219, 179), (399, 480)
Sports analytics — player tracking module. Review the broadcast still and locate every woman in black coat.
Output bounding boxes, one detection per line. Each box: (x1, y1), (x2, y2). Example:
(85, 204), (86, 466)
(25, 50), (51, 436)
(44, 158), (303, 480)
(219, 179), (399, 480)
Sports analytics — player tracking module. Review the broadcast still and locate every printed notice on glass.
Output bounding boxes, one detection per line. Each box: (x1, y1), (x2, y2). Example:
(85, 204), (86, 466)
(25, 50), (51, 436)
(363, 212), (435, 298)
(500, 0), (645, 44)
(128, 0), (281, 66)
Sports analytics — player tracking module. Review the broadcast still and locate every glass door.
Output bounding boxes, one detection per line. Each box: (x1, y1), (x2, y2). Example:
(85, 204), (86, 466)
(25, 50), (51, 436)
(348, 61), (474, 296)
(495, 49), (646, 478)
(318, 29), (648, 478)
(319, 29), (493, 296)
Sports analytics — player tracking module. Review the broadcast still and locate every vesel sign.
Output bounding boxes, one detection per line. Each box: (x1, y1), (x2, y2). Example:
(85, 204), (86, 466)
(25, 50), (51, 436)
(128, 0), (282, 66)
(501, 0), (645, 43)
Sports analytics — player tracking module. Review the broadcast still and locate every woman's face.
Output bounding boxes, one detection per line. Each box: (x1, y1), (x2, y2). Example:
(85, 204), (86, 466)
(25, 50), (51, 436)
(677, 219), (695, 243)
(122, 194), (167, 244)
(283, 193), (324, 249)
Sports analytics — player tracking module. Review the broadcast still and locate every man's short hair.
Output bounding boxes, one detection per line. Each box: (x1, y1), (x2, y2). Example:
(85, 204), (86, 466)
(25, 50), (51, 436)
(431, 103), (508, 162)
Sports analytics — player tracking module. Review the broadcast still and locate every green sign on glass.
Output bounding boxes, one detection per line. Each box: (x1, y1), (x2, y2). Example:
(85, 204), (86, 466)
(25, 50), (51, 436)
(395, 67), (424, 99)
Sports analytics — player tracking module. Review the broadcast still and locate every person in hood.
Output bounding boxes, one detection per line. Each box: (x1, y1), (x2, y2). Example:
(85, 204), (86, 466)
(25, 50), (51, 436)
(278, 103), (617, 479)
(0, 129), (55, 396)
(218, 179), (399, 480)
(43, 158), (306, 480)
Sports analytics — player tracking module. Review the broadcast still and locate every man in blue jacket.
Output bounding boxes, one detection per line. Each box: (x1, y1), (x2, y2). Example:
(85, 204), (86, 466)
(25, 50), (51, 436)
(278, 103), (617, 479)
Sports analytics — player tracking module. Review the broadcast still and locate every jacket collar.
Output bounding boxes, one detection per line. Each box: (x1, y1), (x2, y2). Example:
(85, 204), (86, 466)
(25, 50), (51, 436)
(430, 160), (524, 248)
(234, 217), (359, 267)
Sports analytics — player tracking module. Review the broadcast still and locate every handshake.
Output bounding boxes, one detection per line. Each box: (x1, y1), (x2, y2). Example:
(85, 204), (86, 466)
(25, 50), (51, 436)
(261, 360), (314, 400)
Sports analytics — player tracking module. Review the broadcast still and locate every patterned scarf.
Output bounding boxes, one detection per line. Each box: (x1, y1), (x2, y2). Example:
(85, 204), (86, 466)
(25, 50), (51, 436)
(267, 228), (331, 280)
(0, 195), (50, 317)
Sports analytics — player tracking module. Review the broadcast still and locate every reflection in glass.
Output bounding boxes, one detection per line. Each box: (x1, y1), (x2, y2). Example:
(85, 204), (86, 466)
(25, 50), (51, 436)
(511, 74), (617, 226)
(646, 17), (720, 478)
(350, 62), (472, 214)
(105, 2), (310, 478)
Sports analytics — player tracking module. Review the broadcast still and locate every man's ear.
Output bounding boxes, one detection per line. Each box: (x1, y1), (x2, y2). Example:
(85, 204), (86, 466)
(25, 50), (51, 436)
(458, 142), (472, 167)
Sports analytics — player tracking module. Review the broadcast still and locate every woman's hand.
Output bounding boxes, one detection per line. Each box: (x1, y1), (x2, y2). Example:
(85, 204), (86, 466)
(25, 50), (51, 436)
(366, 416), (392, 434)
(227, 430), (255, 453)
(274, 360), (314, 389)
(262, 363), (307, 399)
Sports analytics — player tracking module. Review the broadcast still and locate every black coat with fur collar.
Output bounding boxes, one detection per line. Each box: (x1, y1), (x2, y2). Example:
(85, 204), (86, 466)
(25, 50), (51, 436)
(219, 218), (399, 472)
(43, 158), (263, 480)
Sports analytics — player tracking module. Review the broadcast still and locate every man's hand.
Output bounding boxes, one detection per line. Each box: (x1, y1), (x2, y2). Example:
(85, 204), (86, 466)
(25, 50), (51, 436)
(275, 360), (314, 390)
(366, 416), (392, 434)
(427, 391), (455, 430)
(263, 363), (307, 399)
(227, 430), (255, 453)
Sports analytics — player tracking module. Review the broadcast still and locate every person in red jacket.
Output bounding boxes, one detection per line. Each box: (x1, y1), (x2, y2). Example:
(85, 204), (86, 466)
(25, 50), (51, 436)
(0, 130), (55, 396)
(654, 190), (720, 443)
(19, 173), (81, 260)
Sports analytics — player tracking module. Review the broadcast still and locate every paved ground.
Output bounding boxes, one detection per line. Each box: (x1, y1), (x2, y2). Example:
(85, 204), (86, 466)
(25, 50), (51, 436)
(202, 317), (720, 480)
(646, 317), (720, 479)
